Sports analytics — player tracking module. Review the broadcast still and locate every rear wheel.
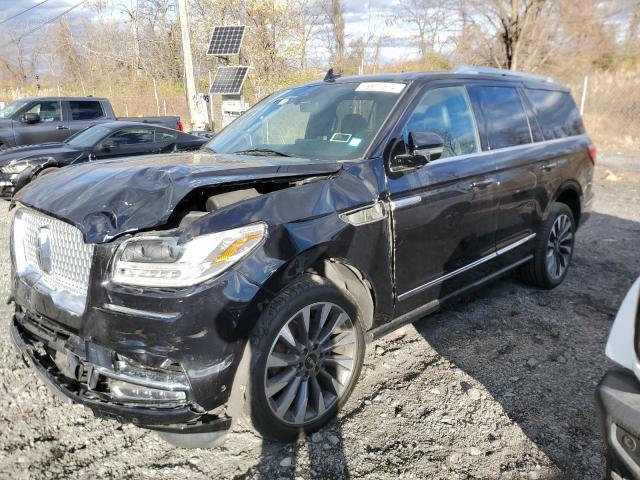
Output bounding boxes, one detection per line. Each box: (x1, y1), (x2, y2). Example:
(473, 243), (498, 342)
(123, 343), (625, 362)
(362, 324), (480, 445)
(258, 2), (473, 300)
(0, 142), (7, 151)
(519, 202), (575, 289)
(248, 275), (365, 442)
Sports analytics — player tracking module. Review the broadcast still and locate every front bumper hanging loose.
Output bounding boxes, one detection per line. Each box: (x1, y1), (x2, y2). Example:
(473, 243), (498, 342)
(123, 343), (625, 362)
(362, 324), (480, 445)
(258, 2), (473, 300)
(10, 312), (231, 434)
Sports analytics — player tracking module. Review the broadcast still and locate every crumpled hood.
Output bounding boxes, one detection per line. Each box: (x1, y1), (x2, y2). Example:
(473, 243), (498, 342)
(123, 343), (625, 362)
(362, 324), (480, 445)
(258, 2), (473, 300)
(0, 143), (81, 166)
(15, 151), (342, 243)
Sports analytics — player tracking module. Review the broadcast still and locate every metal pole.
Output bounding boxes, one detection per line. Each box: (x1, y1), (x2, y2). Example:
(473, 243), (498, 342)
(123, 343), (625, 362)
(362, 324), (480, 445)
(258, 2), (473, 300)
(580, 75), (588, 115)
(125, 102), (129, 117)
(177, 0), (207, 130)
(208, 70), (215, 131)
(152, 78), (160, 116)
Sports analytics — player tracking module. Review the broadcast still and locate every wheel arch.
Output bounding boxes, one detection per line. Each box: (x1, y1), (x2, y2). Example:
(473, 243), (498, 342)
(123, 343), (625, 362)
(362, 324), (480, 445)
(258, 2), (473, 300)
(552, 181), (582, 227)
(253, 247), (378, 332)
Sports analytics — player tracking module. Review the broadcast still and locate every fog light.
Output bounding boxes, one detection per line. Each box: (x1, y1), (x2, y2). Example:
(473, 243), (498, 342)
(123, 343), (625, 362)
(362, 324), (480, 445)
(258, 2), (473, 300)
(109, 379), (187, 403)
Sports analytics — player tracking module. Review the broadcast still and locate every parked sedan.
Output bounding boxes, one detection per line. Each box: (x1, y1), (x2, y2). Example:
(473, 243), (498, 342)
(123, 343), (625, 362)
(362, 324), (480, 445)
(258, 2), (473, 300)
(0, 121), (207, 198)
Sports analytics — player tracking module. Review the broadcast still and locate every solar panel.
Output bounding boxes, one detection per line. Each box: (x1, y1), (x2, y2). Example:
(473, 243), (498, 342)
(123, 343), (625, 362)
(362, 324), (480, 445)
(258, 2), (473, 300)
(210, 66), (249, 95)
(207, 26), (246, 56)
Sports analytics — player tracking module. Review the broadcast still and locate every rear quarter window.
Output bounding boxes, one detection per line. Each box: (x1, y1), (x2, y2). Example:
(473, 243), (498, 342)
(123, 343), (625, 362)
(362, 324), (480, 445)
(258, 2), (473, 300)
(524, 89), (585, 140)
(156, 129), (178, 141)
(70, 101), (104, 121)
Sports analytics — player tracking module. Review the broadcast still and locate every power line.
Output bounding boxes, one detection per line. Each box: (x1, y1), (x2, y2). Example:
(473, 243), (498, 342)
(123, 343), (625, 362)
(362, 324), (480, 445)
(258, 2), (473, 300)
(0, 0), (50, 26)
(0, 0), (86, 49)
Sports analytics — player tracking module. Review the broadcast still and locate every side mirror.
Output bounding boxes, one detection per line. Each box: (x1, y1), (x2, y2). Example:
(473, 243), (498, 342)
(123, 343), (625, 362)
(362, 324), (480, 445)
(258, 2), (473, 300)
(389, 131), (444, 173)
(20, 112), (40, 124)
(101, 139), (116, 151)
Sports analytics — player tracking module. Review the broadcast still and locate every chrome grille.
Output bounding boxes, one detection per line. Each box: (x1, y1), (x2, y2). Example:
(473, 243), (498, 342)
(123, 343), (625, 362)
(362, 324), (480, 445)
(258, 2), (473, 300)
(13, 207), (94, 299)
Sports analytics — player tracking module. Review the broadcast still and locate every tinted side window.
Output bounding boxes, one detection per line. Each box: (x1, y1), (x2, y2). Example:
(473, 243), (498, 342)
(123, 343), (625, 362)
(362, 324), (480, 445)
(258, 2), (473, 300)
(468, 86), (532, 150)
(108, 128), (155, 145)
(156, 129), (178, 141)
(403, 86), (480, 159)
(524, 89), (585, 140)
(70, 101), (104, 120)
(27, 101), (62, 122)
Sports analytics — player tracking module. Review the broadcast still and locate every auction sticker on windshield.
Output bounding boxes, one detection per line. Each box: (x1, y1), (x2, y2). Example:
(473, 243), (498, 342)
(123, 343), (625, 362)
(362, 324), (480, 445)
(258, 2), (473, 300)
(355, 82), (405, 94)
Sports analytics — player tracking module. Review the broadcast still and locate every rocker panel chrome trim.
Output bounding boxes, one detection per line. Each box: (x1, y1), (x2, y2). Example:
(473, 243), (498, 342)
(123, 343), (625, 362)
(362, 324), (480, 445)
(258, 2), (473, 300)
(398, 233), (536, 301)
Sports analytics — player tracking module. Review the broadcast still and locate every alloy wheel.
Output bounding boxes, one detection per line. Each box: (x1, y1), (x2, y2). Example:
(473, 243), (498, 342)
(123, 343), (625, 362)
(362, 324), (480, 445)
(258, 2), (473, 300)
(264, 302), (358, 426)
(546, 214), (574, 280)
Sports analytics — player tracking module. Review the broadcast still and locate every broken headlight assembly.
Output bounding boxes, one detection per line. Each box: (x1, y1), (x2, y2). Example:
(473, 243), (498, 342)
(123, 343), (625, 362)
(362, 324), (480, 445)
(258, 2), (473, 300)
(0, 161), (30, 174)
(111, 222), (267, 288)
(1, 157), (52, 175)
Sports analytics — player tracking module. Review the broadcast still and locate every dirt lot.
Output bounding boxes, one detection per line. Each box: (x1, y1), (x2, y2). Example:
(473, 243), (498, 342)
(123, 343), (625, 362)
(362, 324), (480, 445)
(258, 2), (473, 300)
(0, 156), (638, 480)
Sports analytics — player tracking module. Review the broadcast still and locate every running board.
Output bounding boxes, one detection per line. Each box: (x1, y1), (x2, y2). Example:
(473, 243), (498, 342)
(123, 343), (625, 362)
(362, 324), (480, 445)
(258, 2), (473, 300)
(365, 255), (533, 343)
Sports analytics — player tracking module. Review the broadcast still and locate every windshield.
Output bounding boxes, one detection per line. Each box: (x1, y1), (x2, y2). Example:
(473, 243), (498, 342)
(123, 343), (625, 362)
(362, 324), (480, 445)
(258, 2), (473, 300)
(0, 99), (30, 119)
(65, 125), (111, 148)
(205, 81), (406, 161)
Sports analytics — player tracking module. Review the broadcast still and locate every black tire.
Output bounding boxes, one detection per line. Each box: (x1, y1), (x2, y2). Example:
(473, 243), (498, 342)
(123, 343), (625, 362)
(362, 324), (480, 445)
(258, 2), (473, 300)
(247, 275), (365, 442)
(0, 143), (7, 151)
(519, 202), (575, 289)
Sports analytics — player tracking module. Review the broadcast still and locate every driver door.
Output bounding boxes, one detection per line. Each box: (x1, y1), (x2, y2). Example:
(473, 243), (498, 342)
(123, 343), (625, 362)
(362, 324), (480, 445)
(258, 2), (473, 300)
(387, 83), (499, 311)
(14, 101), (68, 144)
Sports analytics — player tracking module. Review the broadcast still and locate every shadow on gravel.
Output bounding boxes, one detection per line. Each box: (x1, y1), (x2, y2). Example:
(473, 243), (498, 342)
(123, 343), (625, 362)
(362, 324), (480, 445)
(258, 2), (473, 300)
(413, 212), (640, 479)
(232, 426), (350, 479)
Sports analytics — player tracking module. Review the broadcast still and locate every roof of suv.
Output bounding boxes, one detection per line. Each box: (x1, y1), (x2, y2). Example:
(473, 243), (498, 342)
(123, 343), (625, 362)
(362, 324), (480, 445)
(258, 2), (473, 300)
(309, 69), (567, 91)
(17, 96), (109, 102)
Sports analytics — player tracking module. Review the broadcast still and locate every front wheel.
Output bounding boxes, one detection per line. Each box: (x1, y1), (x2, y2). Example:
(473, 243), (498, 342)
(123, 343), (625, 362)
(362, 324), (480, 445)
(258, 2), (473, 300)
(520, 202), (576, 289)
(247, 275), (365, 442)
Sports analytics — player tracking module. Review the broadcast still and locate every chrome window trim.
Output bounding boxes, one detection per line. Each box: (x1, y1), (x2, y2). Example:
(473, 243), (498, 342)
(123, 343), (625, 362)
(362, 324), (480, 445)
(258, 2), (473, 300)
(399, 134), (589, 168)
(398, 233), (536, 301)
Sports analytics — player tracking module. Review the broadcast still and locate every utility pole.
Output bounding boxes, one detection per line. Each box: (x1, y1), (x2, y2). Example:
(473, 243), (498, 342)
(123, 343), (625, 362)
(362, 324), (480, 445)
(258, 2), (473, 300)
(177, 0), (207, 130)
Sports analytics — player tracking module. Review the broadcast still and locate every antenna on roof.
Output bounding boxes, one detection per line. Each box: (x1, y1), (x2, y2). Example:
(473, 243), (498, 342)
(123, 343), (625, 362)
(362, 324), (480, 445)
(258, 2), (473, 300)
(324, 68), (341, 82)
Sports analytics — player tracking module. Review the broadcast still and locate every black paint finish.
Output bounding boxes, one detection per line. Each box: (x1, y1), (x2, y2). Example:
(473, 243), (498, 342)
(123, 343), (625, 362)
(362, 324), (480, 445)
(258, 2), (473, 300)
(9, 71), (595, 432)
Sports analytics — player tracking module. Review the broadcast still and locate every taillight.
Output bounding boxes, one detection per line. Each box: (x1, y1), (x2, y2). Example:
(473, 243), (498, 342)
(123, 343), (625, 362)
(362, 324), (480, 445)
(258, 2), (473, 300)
(588, 144), (596, 165)
(177, 119), (184, 132)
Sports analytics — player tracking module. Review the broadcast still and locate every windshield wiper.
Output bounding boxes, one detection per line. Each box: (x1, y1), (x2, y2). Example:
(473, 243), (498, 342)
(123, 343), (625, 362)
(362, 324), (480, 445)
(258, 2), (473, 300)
(232, 148), (292, 157)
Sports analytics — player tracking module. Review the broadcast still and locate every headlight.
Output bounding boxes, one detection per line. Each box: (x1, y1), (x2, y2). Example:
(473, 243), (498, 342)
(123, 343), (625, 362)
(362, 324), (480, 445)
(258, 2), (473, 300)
(112, 222), (267, 287)
(1, 162), (29, 174)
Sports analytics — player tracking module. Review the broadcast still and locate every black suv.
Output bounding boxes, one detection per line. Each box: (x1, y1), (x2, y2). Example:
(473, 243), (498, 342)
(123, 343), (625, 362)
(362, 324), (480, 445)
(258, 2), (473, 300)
(9, 67), (595, 446)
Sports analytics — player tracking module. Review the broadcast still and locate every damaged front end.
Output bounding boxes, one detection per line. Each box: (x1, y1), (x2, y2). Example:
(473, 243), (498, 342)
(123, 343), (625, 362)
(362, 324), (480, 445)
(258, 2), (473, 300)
(9, 150), (393, 441)
(11, 309), (230, 433)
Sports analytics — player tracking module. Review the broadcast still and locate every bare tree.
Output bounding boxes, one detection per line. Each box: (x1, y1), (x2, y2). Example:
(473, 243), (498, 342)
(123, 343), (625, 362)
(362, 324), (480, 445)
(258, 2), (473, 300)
(320, 0), (346, 67)
(464, 0), (548, 70)
(395, 0), (454, 59)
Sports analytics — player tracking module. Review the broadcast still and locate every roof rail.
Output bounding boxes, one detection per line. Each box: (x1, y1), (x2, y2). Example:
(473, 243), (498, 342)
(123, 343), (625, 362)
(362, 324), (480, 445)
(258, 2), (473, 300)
(453, 65), (554, 84)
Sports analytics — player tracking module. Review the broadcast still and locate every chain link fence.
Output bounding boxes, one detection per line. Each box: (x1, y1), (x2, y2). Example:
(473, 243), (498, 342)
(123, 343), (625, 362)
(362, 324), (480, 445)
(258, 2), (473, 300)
(563, 70), (640, 153)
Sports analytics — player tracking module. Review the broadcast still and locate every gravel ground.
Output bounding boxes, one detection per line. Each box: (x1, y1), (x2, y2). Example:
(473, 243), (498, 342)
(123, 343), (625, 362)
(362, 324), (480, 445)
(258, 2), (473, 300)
(0, 155), (639, 479)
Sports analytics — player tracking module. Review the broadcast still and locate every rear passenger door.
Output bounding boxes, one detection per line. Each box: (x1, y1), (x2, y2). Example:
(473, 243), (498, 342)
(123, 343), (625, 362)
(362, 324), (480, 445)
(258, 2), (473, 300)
(66, 100), (107, 136)
(388, 83), (500, 310)
(467, 84), (545, 251)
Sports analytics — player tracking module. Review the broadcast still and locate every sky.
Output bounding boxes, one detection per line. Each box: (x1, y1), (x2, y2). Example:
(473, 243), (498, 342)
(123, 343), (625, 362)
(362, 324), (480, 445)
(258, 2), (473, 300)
(0, 0), (423, 63)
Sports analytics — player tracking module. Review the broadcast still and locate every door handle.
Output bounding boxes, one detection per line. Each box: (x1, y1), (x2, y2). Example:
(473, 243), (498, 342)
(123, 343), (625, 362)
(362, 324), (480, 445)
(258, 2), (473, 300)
(542, 162), (558, 172)
(56, 125), (69, 130)
(471, 179), (494, 190)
